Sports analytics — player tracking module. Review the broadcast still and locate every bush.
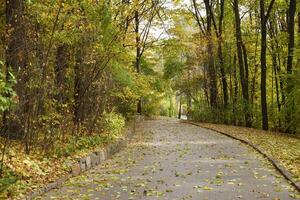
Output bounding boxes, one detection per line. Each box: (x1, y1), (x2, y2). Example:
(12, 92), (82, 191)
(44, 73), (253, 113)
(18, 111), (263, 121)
(102, 112), (125, 138)
(189, 102), (246, 126)
(53, 112), (125, 158)
(54, 135), (111, 158)
(0, 67), (17, 112)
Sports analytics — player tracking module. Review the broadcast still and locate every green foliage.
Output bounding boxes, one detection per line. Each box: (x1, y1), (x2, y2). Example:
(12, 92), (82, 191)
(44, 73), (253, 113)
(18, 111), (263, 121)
(163, 58), (184, 79)
(189, 104), (219, 123)
(0, 169), (18, 194)
(54, 135), (111, 158)
(143, 97), (162, 117)
(288, 69), (300, 134)
(102, 112), (125, 138)
(159, 95), (177, 117)
(0, 63), (17, 112)
(111, 62), (134, 88)
(1, 0), (299, 198)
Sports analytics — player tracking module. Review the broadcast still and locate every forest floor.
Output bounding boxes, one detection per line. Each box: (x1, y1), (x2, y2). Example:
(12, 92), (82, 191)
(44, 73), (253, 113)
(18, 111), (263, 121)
(193, 122), (300, 183)
(0, 128), (123, 199)
(39, 118), (299, 199)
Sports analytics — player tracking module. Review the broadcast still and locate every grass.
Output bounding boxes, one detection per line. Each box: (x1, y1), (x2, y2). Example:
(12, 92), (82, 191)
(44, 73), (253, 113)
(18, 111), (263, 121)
(0, 112), (127, 199)
(0, 131), (122, 199)
(195, 122), (300, 182)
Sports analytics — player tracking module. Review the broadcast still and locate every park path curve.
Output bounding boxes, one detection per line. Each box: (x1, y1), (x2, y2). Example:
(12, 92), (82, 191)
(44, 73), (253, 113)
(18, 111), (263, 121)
(38, 118), (298, 200)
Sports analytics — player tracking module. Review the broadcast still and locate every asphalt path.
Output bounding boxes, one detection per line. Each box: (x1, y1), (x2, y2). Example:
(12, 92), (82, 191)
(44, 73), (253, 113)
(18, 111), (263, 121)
(39, 118), (299, 200)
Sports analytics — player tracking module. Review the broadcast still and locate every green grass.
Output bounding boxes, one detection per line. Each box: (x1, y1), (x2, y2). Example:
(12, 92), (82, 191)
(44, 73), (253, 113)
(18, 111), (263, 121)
(54, 134), (112, 158)
(0, 132), (120, 199)
(0, 169), (19, 194)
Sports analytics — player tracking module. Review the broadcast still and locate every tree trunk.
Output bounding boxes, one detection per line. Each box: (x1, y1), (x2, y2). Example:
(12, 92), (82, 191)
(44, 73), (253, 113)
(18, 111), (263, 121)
(250, 8), (259, 107)
(285, 0), (296, 133)
(73, 47), (84, 133)
(298, 12), (300, 67)
(232, 55), (238, 125)
(187, 69), (192, 115)
(259, 0), (275, 130)
(217, 0), (228, 109)
(203, 63), (210, 106)
(233, 0), (251, 127)
(5, 0), (26, 74)
(271, 46), (281, 113)
(204, 0), (218, 109)
(268, 20), (281, 114)
(135, 10), (142, 114)
(5, 0), (27, 139)
(260, 9), (268, 130)
(178, 97), (182, 119)
(55, 44), (68, 104)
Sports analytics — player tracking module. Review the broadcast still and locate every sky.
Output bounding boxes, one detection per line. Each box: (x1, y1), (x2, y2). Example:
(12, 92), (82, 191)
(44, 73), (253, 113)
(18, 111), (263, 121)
(150, 0), (193, 40)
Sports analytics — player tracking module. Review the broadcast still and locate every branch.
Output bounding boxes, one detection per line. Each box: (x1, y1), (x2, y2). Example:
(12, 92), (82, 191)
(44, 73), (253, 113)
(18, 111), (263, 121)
(42, 2), (63, 74)
(265, 0), (275, 19)
(191, 0), (207, 36)
(208, 2), (218, 35)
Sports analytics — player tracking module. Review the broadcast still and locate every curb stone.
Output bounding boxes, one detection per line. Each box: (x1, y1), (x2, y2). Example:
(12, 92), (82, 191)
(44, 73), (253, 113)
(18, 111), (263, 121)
(23, 116), (143, 200)
(182, 120), (300, 192)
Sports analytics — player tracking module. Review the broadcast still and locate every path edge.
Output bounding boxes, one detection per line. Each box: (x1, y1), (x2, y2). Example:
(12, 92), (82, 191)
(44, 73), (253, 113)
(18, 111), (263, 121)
(182, 120), (300, 192)
(23, 115), (144, 200)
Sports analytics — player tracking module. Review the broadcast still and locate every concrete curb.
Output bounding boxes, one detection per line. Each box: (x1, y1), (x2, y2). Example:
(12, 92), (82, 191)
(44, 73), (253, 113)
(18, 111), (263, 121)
(182, 120), (300, 192)
(23, 116), (143, 200)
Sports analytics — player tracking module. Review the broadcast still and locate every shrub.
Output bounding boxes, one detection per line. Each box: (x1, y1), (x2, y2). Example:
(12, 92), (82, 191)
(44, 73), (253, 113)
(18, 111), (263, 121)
(102, 112), (125, 138)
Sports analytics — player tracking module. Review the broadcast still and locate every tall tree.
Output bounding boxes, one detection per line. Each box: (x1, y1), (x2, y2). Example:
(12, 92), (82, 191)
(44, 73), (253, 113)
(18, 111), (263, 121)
(5, 0), (26, 74)
(233, 0), (251, 127)
(5, 0), (27, 137)
(285, 0), (297, 132)
(55, 44), (68, 104)
(259, 0), (275, 130)
(134, 10), (142, 114)
(133, 0), (160, 114)
(213, 0), (228, 109)
(204, 0), (218, 108)
(73, 46), (84, 134)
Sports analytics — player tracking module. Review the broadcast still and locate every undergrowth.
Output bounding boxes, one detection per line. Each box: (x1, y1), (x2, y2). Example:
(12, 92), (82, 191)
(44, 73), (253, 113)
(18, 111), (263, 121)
(0, 112), (126, 199)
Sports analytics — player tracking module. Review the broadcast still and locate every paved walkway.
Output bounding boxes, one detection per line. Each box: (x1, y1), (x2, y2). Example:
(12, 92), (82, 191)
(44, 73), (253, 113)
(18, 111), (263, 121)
(39, 118), (299, 200)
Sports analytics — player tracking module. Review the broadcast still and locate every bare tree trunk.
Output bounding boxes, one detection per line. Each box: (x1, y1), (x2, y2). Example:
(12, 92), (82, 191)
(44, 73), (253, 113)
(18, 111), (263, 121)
(271, 46), (281, 113)
(5, 0), (28, 140)
(204, 0), (218, 109)
(233, 0), (251, 127)
(298, 12), (300, 67)
(55, 44), (69, 104)
(232, 55), (238, 125)
(135, 10), (142, 114)
(217, 0), (228, 109)
(203, 63), (210, 106)
(178, 97), (182, 119)
(269, 21), (282, 114)
(259, 0), (275, 130)
(5, 0), (26, 74)
(187, 69), (192, 114)
(250, 7), (259, 107)
(285, 0), (296, 133)
(260, 10), (268, 130)
(73, 47), (84, 134)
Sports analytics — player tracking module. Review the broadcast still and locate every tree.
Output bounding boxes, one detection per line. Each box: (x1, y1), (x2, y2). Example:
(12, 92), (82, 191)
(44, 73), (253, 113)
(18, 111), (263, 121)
(192, 0), (218, 109)
(259, 0), (275, 130)
(285, 0), (297, 132)
(216, 0), (228, 109)
(4, 0), (29, 147)
(233, 0), (252, 127)
(131, 0), (161, 114)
